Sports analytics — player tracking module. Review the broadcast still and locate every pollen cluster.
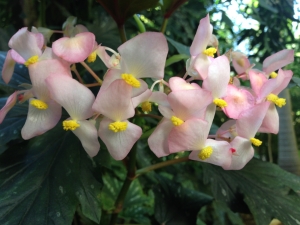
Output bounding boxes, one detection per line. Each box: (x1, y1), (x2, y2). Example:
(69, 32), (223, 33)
(121, 73), (141, 88)
(87, 51), (97, 63)
(24, 55), (39, 67)
(266, 93), (286, 107)
(198, 146), (213, 160)
(109, 121), (128, 132)
(203, 47), (217, 57)
(171, 116), (184, 126)
(30, 99), (48, 110)
(141, 101), (152, 112)
(269, 72), (278, 78)
(213, 98), (227, 108)
(250, 137), (262, 146)
(63, 120), (80, 131)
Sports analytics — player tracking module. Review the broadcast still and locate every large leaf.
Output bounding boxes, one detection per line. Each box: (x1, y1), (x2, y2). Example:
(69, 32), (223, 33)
(160, 0), (188, 18)
(154, 175), (213, 225)
(96, 0), (159, 26)
(0, 125), (103, 225)
(166, 36), (190, 56)
(201, 158), (300, 225)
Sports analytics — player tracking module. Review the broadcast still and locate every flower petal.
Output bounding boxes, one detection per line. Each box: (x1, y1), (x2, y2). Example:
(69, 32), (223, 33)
(72, 120), (100, 157)
(46, 75), (95, 120)
(258, 103), (279, 134)
(99, 117), (142, 160)
(0, 92), (17, 123)
(2, 50), (16, 84)
(169, 77), (201, 91)
(263, 49), (294, 75)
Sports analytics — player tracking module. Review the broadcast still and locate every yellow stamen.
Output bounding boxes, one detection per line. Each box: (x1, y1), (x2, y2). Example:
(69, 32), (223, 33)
(229, 77), (234, 84)
(30, 99), (48, 109)
(171, 116), (184, 126)
(213, 98), (227, 108)
(141, 101), (152, 112)
(269, 72), (278, 78)
(203, 47), (217, 57)
(24, 55), (39, 67)
(87, 51), (97, 63)
(250, 138), (262, 146)
(266, 94), (286, 107)
(198, 146), (213, 160)
(121, 73), (140, 88)
(63, 120), (80, 131)
(109, 121), (128, 132)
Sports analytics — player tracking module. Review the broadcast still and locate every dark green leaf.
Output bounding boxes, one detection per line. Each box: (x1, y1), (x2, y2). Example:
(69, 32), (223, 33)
(0, 125), (103, 225)
(201, 158), (300, 225)
(165, 54), (189, 67)
(154, 175), (213, 225)
(160, 0), (188, 18)
(166, 36), (190, 56)
(292, 77), (300, 87)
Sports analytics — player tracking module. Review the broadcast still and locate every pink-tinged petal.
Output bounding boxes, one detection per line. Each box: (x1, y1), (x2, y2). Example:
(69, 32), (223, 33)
(21, 99), (61, 139)
(272, 69), (293, 95)
(96, 45), (114, 68)
(158, 105), (174, 119)
(216, 120), (237, 141)
(226, 136), (254, 170)
(248, 69), (267, 97)
(131, 79), (148, 97)
(263, 49), (294, 75)
(168, 119), (209, 153)
(189, 139), (232, 169)
(168, 89), (212, 121)
(148, 118), (173, 157)
(132, 89), (152, 108)
(2, 50), (16, 84)
(192, 54), (210, 80)
(29, 59), (71, 101)
(99, 117), (142, 160)
(190, 14), (212, 56)
(93, 79), (134, 121)
(72, 120), (100, 157)
(52, 32), (95, 63)
(32, 26), (54, 44)
(205, 103), (216, 128)
(46, 75), (94, 120)
(223, 85), (255, 119)
(202, 55), (230, 98)
(32, 32), (44, 49)
(10, 49), (25, 64)
(236, 102), (270, 139)
(0, 92), (17, 123)
(258, 104), (279, 134)
(232, 52), (251, 74)
(74, 24), (89, 34)
(149, 92), (170, 107)
(8, 27), (42, 60)
(169, 77), (201, 91)
(100, 69), (122, 91)
(118, 32), (168, 79)
(257, 69), (285, 102)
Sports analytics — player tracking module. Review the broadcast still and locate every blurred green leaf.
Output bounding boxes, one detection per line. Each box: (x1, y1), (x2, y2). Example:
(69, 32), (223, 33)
(166, 36), (190, 55)
(292, 76), (300, 87)
(0, 125), (103, 225)
(165, 54), (189, 67)
(201, 158), (300, 225)
(160, 0), (188, 18)
(154, 175), (213, 225)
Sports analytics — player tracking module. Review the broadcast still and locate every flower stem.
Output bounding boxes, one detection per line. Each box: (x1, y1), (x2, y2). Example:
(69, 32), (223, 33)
(109, 144), (137, 225)
(135, 156), (189, 177)
(118, 25), (127, 43)
(84, 83), (101, 87)
(80, 62), (102, 85)
(160, 18), (169, 34)
(71, 64), (84, 84)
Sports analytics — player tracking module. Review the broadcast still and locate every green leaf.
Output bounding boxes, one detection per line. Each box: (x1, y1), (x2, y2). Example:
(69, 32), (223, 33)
(160, 0), (188, 18)
(0, 125), (103, 225)
(292, 76), (300, 87)
(201, 158), (300, 225)
(154, 175), (213, 225)
(166, 36), (190, 56)
(96, 0), (159, 26)
(165, 54), (189, 67)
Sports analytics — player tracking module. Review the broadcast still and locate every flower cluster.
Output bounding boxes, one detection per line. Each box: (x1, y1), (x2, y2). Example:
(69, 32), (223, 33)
(0, 15), (294, 170)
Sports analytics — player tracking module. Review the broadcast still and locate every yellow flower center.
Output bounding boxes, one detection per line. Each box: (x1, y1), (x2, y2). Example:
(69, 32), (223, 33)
(269, 72), (278, 78)
(213, 98), (227, 108)
(171, 116), (184, 126)
(203, 47), (217, 57)
(109, 121), (128, 132)
(121, 73), (140, 88)
(30, 99), (48, 110)
(24, 55), (39, 67)
(250, 138), (262, 146)
(141, 101), (152, 112)
(266, 94), (286, 107)
(87, 51), (97, 63)
(198, 146), (213, 160)
(63, 120), (80, 131)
